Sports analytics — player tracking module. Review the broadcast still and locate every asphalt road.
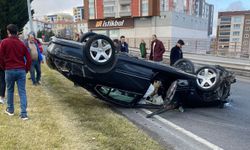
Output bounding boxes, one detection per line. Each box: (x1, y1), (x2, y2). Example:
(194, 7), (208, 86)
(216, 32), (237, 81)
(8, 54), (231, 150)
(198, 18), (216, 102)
(153, 77), (250, 150)
(113, 50), (249, 150)
(117, 77), (250, 150)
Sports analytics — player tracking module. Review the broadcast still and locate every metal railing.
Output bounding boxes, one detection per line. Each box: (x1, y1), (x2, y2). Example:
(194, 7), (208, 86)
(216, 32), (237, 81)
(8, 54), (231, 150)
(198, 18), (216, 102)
(126, 37), (250, 59)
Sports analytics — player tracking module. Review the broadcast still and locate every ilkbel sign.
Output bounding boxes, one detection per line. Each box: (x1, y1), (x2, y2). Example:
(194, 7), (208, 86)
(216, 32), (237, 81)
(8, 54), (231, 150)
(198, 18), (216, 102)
(97, 20), (125, 27)
(88, 18), (134, 29)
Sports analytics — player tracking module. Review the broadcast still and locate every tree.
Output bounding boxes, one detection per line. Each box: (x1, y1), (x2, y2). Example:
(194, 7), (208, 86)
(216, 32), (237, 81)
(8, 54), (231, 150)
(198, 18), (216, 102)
(37, 29), (55, 42)
(0, 0), (33, 39)
(37, 30), (42, 38)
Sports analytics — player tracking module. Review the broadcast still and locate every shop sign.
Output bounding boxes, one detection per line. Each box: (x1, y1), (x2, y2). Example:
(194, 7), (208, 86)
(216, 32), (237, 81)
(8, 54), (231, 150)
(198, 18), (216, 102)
(88, 18), (134, 29)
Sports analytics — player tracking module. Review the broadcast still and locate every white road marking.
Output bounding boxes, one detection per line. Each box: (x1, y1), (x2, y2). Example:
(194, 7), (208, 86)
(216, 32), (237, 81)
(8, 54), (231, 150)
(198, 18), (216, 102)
(141, 109), (224, 150)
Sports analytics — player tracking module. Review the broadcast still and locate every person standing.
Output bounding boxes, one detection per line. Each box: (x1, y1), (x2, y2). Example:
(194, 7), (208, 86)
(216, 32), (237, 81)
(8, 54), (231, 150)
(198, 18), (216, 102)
(113, 39), (120, 52)
(25, 33), (43, 85)
(0, 40), (5, 104)
(170, 39), (185, 66)
(119, 35), (129, 53)
(149, 34), (165, 62)
(139, 39), (147, 58)
(0, 24), (31, 120)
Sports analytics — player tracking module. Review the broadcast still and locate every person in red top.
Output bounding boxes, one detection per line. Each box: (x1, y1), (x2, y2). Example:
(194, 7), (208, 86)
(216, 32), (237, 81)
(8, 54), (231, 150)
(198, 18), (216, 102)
(0, 24), (31, 120)
(149, 34), (166, 62)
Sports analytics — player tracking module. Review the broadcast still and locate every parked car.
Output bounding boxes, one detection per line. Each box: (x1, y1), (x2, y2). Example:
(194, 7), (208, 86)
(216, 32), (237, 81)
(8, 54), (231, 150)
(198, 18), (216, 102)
(45, 33), (236, 108)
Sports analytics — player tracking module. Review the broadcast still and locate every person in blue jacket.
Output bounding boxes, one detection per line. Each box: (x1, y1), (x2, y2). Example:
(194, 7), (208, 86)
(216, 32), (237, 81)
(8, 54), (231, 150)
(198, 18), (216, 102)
(25, 33), (43, 85)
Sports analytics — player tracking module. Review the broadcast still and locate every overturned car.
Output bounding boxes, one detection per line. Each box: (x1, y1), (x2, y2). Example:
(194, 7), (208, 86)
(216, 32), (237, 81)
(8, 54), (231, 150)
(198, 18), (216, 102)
(46, 33), (236, 109)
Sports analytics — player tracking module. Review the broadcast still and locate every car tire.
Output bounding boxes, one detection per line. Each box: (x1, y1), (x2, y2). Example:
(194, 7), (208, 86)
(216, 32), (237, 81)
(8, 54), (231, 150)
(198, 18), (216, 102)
(196, 66), (220, 92)
(80, 32), (97, 43)
(173, 58), (195, 74)
(84, 34), (117, 73)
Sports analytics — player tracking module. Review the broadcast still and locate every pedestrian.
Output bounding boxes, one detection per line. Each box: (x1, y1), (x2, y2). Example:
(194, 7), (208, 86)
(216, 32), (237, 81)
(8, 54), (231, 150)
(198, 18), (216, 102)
(149, 34), (166, 62)
(139, 39), (147, 58)
(0, 40), (5, 104)
(119, 35), (129, 53)
(28, 31), (44, 53)
(170, 39), (185, 66)
(0, 24), (32, 120)
(25, 33), (43, 85)
(113, 39), (120, 52)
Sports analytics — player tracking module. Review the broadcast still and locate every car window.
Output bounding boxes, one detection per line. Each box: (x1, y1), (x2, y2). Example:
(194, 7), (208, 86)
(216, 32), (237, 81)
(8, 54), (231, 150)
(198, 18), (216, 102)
(96, 86), (139, 103)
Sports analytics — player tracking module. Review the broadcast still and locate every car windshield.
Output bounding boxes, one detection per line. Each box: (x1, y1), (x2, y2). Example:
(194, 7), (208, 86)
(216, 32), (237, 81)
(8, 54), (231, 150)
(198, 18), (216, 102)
(96, 86), (139, 103)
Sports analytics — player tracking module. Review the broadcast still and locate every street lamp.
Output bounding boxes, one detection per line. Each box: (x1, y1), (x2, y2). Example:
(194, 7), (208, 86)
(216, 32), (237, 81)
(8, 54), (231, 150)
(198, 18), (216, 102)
(27, 0), (34, 32)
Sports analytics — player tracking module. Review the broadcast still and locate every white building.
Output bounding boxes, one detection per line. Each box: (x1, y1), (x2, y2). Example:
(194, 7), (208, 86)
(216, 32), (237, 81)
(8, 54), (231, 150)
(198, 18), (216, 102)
(23, 20), (52, 38)
(73, 6), (84, 22)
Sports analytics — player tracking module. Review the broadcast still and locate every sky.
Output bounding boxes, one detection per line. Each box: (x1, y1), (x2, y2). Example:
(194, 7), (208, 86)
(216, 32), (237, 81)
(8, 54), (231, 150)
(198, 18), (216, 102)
(31, 0), (83, 18)
(31, 0), (250, 35)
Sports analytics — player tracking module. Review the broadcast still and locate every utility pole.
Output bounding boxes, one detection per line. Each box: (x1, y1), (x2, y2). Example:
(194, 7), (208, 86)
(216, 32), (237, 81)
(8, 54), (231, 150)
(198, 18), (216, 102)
(27, 0), (34, 32)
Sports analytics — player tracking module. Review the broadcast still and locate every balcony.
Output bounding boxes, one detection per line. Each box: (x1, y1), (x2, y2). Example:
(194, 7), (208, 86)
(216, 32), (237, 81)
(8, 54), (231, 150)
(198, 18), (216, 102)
(104, 12), (116, 18)
(220, 21), (231, 25)
(103, 0), (115, 5)
(119, 11), (131, 17)
(119, 0), (131, 5)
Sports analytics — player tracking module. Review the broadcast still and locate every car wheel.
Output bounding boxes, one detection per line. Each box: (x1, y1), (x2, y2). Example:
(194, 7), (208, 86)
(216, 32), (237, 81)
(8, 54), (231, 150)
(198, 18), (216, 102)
(80, 32), (97, 43)
(84, 34), (116, 73)
(196, 66), (220, 92)
(173, 58), (195, 74)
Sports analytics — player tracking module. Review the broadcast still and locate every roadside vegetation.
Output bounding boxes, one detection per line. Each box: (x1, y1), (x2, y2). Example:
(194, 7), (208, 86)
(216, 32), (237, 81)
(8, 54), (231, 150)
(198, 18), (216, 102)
(0, 65), (165, 150)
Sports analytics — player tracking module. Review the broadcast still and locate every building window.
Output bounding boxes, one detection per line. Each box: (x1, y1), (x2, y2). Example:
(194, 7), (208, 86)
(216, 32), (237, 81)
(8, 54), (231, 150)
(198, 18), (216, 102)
(243, 41), (248, 46)
(120, 4), (130, 12)
(160, 0), (169, 12)
(219, 32), (230, 36)
(219, 44), (229, 49)
(233, 24), (241, 29)
(220, 17), (231, 22)
(246, 27), (250, 31)
(141, 0), (148, 16)
(219, 38), (230, 42)
(183, 0), (187, 10)
(173, 0), (177, 10)
(232, 38), (240, 42)
(233, 31), (240, 36)
(233, 16), (242, 23)
(220, 25), (231, 29)
(245, 19), (250, 24)
(89, 0), (95, 19)
(104, 6), (115, 13)
(244, 34), (249, 38)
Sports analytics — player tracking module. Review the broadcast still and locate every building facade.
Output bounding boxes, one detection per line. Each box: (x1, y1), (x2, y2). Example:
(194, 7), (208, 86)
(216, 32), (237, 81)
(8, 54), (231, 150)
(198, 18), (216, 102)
(216, 11), (250, 57)
(23, 19), (53, 38)
(73, 6), (84, 22)
(45, 13), (73, 23)
(84, 0), (213, 53)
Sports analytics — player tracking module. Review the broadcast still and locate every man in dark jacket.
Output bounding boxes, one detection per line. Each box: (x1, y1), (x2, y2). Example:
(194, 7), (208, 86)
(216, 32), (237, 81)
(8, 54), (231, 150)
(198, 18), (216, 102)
(170, 39), (185, 66)
(118, 35), (129, 53)
(149, 34), (165, 62)
(0, 24), (32, 120)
